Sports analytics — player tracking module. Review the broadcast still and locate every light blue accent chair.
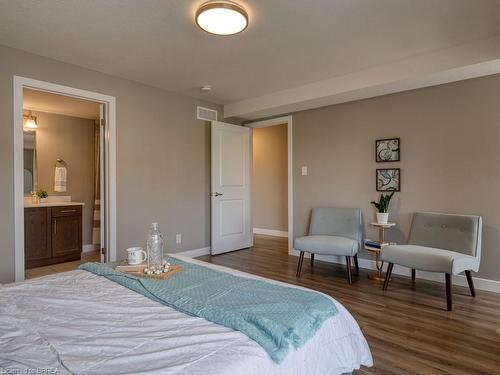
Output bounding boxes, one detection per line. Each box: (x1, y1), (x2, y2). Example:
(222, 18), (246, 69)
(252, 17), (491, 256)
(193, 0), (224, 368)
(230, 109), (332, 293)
(381, 212), (482, 311)
(294, 207), (363, 284)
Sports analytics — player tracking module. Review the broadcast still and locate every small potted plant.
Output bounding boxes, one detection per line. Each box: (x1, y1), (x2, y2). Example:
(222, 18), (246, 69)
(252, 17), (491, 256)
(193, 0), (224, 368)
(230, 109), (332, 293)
(36, 189), (48, 203)
(370, 192), (394, 224)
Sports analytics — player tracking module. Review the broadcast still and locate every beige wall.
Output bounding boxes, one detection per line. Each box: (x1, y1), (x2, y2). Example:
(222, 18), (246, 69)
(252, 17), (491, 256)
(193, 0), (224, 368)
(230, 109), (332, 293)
(33, 111), (95, 245)
(3, 42), (499, 283)
(293, 73), (500, 281)
(0, 45), (221, 283)
(252, 124), (288, 232)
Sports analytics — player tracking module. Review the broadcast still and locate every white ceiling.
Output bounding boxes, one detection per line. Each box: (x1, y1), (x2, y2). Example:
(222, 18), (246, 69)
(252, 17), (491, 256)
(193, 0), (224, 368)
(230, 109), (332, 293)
(2, 0), (500, 117)
(23, 88), (101, 120)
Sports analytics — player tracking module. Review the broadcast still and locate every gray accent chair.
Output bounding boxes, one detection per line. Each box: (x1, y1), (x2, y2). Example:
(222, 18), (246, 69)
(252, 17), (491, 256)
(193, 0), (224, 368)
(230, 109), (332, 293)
(294, 207), (362, 284)
(381, 212), (482, 311)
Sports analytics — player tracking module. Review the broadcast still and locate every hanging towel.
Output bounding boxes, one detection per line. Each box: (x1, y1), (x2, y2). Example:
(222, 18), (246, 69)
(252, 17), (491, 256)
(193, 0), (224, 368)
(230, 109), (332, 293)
(54, 166), (67, 192)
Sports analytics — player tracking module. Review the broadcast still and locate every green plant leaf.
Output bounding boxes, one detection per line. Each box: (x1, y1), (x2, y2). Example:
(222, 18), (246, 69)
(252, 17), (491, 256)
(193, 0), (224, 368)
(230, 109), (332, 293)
(372, 192), (395, 213)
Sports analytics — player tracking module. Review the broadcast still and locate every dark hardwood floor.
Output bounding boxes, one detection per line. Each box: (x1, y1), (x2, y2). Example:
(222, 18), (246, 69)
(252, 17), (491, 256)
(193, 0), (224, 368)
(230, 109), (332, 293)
(198, 235), (500, 375)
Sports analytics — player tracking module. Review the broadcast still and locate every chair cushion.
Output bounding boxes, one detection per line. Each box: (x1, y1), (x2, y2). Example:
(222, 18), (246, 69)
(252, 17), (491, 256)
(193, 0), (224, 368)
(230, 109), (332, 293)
(408, 212), (481, 257)
(381, 245), (479, 274)
(309, 207), (362, 242)
(294, 235), (359, 256)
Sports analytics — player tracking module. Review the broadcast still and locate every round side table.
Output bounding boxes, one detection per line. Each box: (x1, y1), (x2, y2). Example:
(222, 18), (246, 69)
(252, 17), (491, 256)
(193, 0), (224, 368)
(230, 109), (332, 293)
(365, 222), (396, 282)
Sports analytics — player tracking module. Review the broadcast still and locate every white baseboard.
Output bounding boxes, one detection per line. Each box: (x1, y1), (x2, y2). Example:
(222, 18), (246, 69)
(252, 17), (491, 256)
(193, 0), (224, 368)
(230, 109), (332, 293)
(178, 246), (211, 258)
(289, 249), (500, 294)
(82, 244), (96, 253)
(253, 228), (288, 238)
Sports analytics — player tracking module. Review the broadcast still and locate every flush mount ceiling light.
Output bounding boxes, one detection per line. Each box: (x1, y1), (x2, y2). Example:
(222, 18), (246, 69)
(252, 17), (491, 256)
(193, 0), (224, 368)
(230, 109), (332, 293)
(196, 1), (248, 35)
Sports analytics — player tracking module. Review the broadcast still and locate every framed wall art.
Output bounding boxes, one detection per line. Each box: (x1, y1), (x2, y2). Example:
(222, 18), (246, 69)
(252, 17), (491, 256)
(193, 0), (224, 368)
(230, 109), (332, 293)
(376, 138), (400, 162)
(376, 168), (400, 192)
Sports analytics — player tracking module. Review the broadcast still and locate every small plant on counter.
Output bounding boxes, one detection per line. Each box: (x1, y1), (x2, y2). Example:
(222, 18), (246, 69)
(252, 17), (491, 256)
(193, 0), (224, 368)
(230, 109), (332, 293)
(36, 189), (48, 199)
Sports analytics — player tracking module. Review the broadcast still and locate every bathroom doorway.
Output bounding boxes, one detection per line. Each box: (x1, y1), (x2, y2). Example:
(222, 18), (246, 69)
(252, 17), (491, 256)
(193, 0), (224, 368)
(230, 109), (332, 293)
(13, 76), (116, 281)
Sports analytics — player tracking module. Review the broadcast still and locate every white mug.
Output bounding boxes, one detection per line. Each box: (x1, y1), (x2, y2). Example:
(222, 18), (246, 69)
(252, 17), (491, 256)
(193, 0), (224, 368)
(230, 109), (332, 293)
(127, 247), (147, 265)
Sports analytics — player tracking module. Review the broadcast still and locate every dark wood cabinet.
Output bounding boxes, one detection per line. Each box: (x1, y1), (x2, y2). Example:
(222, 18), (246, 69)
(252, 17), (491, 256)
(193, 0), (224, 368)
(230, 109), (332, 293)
(25, 205), (82, 269)
(52, 215), (82, 256)
(24, 207), (51, 265)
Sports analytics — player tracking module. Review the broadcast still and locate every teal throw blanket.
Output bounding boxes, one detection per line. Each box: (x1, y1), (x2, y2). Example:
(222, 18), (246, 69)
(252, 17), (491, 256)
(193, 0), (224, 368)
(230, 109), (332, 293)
(79, 257), (337, 363)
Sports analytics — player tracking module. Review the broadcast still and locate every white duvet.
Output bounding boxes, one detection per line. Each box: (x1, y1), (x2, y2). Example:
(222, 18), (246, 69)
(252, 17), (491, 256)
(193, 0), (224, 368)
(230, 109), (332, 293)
(0, 255), (372, 374)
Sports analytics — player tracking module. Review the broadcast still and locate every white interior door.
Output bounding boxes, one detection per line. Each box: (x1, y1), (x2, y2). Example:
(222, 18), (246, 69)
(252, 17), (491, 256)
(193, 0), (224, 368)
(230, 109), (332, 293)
(211, 121), (252, 255)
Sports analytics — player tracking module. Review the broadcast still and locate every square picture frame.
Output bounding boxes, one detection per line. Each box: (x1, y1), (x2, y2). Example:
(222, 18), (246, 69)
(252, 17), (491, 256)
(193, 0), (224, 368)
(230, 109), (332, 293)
(376, 168), (400, 192)
(376, 138), (400, 162)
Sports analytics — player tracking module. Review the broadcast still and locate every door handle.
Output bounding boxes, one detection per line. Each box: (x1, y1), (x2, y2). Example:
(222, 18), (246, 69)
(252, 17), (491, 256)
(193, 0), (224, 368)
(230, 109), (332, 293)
(54, 219), (57, 235)
(213, 192), (223, 197)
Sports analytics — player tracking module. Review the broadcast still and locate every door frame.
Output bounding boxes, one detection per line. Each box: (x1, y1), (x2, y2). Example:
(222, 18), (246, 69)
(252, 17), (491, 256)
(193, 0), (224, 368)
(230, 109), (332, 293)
(13, 75), (117, 281)
(245, 115), (293, 253)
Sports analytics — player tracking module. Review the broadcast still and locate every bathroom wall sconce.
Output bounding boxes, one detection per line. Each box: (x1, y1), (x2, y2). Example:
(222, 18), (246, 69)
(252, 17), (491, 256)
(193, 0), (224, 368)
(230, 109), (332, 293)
(23, 111), (38, 131)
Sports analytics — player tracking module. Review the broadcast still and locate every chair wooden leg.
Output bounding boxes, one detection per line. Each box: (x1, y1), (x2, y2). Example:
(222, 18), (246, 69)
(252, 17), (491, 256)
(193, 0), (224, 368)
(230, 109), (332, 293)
(353, 254), (359, 273)
(445, 273), (453, 311)
(382, 263), (394, 291)
(411, 269), (416, 281)
(296, 251), (305, 277)
(310, 253), (315, 267)
(346, 256), (353, 285)
(465, 270), (476, 297)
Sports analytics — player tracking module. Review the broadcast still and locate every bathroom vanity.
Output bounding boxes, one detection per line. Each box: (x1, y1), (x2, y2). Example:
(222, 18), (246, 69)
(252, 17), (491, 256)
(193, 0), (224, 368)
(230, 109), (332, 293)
(24, 202), (84, 269)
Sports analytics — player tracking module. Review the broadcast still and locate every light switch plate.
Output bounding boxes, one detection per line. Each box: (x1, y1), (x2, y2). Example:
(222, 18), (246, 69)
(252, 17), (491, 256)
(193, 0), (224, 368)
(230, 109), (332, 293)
(301, 166), (308, 176)
(176, 234), (182, 244)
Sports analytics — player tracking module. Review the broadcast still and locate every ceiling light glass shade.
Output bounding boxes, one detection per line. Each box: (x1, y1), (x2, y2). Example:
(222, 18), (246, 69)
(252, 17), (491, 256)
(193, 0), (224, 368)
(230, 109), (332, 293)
(196, 1), (248, 35)
(23, 117), (38, 130)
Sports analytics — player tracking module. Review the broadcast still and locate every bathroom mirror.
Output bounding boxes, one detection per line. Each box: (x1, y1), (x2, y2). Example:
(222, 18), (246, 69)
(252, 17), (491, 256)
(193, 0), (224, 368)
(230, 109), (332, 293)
(23, 130), (38, 194)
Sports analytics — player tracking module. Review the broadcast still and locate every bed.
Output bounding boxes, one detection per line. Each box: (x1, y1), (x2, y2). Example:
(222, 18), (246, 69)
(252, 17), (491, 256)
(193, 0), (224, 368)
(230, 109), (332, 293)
(0, 255), (372, 374)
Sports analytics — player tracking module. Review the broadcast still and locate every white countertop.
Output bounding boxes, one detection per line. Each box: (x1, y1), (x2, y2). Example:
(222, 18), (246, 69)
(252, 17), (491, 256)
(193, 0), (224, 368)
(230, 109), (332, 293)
(24, 201), (85, 208)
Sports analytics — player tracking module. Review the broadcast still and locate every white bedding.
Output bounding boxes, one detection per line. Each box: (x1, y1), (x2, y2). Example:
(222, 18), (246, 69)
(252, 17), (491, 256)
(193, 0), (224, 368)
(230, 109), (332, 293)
(0, 255), (372, 374)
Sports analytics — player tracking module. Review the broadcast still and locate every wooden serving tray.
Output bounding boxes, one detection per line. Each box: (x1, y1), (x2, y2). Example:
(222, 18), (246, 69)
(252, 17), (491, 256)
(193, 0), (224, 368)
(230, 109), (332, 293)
(115, 261), (148, 273)
(115, 261), (182, 280)
(127, 265), (183, 280)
